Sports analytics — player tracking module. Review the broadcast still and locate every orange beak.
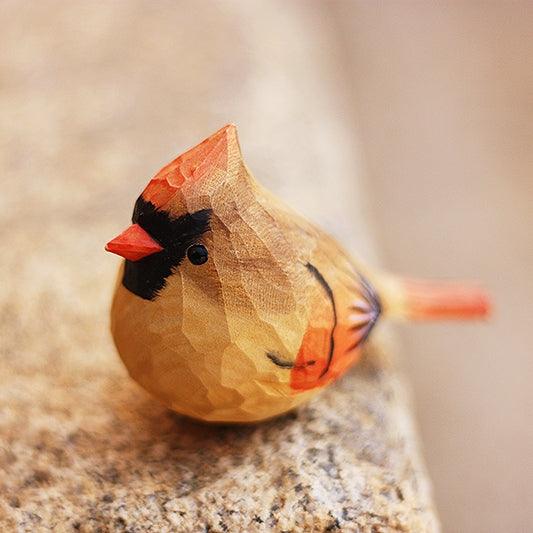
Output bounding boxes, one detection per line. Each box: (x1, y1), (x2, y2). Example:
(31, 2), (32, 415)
(105, 224), (163, 261)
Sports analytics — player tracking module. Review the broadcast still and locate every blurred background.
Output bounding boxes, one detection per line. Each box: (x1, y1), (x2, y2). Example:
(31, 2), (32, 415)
(1, 1), (532, 531)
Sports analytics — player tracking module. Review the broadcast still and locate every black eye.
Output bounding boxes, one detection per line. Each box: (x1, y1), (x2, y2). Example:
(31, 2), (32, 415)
(187, 244), (208, 265)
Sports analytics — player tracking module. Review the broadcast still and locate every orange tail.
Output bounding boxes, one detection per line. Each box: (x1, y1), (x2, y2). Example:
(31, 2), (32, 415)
(378, 276), (491, 321)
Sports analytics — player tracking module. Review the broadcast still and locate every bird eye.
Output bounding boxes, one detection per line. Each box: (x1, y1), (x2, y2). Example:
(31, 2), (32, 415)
(187, 244), (208, 265)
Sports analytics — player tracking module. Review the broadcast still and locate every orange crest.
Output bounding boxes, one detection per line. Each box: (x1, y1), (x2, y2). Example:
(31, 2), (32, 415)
(142, 124), (241, 209)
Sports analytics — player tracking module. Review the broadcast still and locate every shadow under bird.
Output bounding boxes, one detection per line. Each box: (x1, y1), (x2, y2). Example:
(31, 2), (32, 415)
(106, 124), (490, 423)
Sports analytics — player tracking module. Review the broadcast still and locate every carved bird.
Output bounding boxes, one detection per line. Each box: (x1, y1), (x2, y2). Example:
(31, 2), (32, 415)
(106, 125), (489, 423)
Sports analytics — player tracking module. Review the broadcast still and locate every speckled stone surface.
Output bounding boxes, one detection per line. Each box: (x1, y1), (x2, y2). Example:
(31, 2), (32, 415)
(1, 341), (437, 532)
(0, 1), (439, 531)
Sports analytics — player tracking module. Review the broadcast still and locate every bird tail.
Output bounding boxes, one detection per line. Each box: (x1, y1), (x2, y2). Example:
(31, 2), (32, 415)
(375, 275), (491, 321)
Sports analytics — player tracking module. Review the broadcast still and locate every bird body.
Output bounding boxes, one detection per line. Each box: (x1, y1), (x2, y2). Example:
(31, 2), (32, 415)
(106, 125), (489, 423)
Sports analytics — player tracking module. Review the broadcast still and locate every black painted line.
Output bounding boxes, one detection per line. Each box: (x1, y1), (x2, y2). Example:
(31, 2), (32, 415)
(266, 351), (316, 370)
(266, 352), (295, 369)
(305, 262), (337, 378)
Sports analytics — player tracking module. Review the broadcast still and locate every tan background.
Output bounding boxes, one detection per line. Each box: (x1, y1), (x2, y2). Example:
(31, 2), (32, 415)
(1, 1), (532, 531)
(337, 4), (533, 532)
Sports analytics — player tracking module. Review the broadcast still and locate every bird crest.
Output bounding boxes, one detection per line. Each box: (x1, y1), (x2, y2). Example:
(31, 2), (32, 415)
(142, 124), (245, 210)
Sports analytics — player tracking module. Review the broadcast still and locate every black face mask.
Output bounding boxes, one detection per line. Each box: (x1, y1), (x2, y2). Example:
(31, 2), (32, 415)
(122, 196), (212, 300)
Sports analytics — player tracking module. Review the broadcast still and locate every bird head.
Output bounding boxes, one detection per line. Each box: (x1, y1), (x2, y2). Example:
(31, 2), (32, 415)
(106, 124), (253, 291)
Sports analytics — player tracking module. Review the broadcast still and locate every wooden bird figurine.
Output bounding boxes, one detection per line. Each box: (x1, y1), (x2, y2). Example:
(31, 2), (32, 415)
(106, 125), (489, 423)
